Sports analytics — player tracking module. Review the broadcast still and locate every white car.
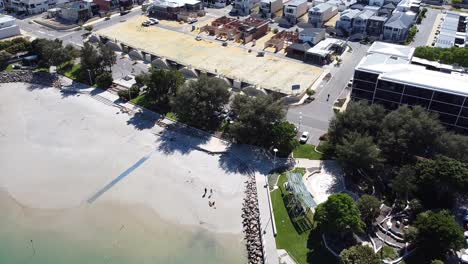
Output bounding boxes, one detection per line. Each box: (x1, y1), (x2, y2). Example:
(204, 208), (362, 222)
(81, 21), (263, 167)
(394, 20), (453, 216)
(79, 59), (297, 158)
(299, 132), (309, 143)
(148, 18), (159, 25)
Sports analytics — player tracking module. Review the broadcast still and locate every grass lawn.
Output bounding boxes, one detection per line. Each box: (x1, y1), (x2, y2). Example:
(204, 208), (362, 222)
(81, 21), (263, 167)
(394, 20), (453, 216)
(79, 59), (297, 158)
(271, 168), (335, 264)
(4, 64), (14, 72)
(130, 94), (155, 109)
(381, 245), (399, 260)
(165, 112), (178, 121)
(293, 144), (323, 160)
(59, 62), (82, 81)
(450, 7), (468, 13)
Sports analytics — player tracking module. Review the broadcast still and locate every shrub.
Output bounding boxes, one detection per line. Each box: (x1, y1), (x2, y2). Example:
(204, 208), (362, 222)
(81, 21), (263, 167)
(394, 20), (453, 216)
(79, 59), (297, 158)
(117, 85), (140, 101)
(95, 72), (113, 89)
(84, 25), (94, 31)
(306, 88), (315, 96)
(0, 51), (12, 71)
(272, 28), (279, 34)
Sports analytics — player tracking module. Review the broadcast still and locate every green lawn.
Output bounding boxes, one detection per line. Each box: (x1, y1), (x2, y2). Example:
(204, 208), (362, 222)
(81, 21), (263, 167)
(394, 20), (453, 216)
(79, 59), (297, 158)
(130, 94), (155, 109)
(381, 245), (399, 260)
(271, 169), (335, 264)
(58, 62), (82, 81)
(293, 144), (323, 160)
(165, 112), (178, 121)
(4, 64), (14, 72)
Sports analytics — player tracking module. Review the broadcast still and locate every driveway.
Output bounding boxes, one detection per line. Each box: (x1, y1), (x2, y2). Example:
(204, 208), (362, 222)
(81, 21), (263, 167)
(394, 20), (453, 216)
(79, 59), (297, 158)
(286, 42), (369, 145)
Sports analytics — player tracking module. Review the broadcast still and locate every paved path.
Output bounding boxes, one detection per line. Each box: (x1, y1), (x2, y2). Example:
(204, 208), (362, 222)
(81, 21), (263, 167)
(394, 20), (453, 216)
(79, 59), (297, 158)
(287, 42), (369, 145)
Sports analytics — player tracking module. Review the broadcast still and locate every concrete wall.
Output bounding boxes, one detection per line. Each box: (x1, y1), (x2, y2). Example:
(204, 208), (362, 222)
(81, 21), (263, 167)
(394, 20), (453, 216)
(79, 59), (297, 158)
(0, 25), (20, 40)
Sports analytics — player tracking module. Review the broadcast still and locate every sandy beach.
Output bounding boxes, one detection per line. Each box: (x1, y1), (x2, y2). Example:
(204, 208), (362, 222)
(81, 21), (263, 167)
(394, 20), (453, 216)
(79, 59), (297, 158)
(0, 83), (247, 263)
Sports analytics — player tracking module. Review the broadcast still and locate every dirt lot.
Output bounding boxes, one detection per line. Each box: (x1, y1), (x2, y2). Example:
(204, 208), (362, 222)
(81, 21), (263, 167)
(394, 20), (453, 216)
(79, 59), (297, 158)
(97, 16), (323, 95)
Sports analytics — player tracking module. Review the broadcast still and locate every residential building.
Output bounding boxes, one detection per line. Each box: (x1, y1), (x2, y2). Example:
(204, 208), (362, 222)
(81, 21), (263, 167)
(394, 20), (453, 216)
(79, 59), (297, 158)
(202, 0), (227, 7)
(232, 0), (261, 15)
(395, 0), (419, 12)
(264, 30), (298, 52)
(5, 0), (48, 15)
(283, 0), (308, 24)
(308, 3), (338, 27)
(201, 16), (269, 43)
(148, 0), (202, 20)
(0, 15), (20, 39)
(352, 9), (375, 33)
(318, 0), (356, 11)
(304, 38), (346, 64)
(351, 42), (468, 132)
(92, 0), (119, 11)
(260, 0), (283, 18)
(378, 2), (394, 16)
(335, 8), (360, 35)
(369, 0), (384, 7)
(0, 0), (4, 12)
(56, 0), (98, 22)
(366, 15), (387, 36)
(298, 27), (325, 43)
(435, 11), (467, 48)
(383, 11), (415, 42)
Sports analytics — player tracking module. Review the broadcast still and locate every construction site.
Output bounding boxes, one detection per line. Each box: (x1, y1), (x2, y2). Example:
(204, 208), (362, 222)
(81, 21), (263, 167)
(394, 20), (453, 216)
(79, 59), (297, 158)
(95, 15), (324, 96)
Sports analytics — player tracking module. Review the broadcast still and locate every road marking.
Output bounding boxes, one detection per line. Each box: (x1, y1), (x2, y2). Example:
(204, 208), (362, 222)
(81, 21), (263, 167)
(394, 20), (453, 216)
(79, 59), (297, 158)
(87, 150), (155, 203)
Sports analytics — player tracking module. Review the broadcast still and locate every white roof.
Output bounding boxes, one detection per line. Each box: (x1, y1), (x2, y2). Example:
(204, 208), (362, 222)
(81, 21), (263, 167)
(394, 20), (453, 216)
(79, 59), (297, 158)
(306, 38), (345, 56)
(152, 0), (199, 7)
(356, 53), (468, 97)
(367, 41), (415, 60)
(0, 15), (15, 24)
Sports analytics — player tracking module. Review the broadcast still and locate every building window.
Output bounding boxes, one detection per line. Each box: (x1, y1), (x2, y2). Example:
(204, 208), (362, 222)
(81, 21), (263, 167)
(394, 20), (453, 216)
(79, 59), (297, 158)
(351, 88), (374, 100)
(403, 85), (433, 99)
(373, 98), (399, 110)
(353, 79), (376, 92)
(375, 89), (403, 103)
(429, 101), (461, 116)
(461, 107), (468, 118)
(401, 95), (431, 108)
(377, 80), (404, 93)
(435, 112), (458, 125)
(432, 91), (464, 106)
(354, 70), (378, 83)
(456, 117), (468, 128)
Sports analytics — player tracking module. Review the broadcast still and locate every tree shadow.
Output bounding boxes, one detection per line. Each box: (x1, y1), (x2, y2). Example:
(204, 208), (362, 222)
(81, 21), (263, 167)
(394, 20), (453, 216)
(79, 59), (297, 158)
(156, 122), (211, 155)
(320, 160), (348, 197)
(126, 111), (159, 130)
(306, 228), (338, 264)
(218, 143), (295, 175)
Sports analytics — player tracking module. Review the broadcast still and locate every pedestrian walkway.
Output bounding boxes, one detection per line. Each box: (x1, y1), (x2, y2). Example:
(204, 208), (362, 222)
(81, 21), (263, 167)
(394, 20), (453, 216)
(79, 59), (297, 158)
(277, 249), (297, 264)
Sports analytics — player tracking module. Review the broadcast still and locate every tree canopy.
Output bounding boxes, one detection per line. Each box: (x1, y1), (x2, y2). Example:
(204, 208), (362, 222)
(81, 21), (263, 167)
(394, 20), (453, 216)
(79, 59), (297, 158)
(412, 156), (468, 209)
(414, 46), (468, 67)
(340, 245), (380, 264)
(79, 42), (116, 84)
(314, 193), (365, 235)
(229, 94), (285, 147)
(377, 106), (444, 164)
(356, 195), (381, 227)
(413, 210), (465, 260)
(31, 38), (77, 67)
(270, 121), (299, 156)
(139, 68), (185, 109)
(335, 132), (384, 177)
(170, 75), (230, 129)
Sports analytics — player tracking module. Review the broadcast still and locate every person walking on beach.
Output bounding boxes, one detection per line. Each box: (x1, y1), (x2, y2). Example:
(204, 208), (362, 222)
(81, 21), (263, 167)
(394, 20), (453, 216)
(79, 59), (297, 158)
(202, 188), (207, 198)
(327, 94), (330, 101)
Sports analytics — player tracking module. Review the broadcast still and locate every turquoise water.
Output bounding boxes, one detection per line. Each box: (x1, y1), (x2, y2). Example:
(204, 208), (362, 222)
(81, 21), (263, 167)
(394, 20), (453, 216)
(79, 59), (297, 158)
(0, 193), (246, 264)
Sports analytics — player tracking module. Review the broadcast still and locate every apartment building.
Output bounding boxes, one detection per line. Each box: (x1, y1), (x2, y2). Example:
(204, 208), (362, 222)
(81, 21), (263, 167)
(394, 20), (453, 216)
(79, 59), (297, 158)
(232, 0), (261, 15)
(351, 42), (468, 132)
(283, 0), (308, 24)
(383, 11), (415, 42)
(436, 11), (467, 48)
(0, 15), (20, 39)
(308, 3), (338, 27)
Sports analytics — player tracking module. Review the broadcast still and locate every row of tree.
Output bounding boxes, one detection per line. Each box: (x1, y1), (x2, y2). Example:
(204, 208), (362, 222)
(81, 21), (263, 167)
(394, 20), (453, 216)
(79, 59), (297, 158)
(134, 69), (299, 155)
(414, 46), (468, 67)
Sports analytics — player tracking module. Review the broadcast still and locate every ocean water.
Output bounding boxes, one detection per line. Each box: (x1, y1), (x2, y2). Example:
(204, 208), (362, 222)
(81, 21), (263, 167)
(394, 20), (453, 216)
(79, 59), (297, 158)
(0, 192), (246, 264)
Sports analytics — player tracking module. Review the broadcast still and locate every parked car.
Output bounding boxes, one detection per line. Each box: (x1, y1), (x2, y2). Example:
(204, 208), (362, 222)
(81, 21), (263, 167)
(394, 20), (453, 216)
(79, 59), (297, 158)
(142, 21), (150, 27)
(299, 131), (309, 143)
(120, 10), (130, 15)
(195, 35), (202, 41)
(148, 18), (159, 24)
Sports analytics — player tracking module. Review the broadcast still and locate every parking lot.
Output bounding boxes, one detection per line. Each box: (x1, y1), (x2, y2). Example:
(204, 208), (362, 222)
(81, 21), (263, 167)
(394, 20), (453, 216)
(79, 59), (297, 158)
(97, 15), (324, 95)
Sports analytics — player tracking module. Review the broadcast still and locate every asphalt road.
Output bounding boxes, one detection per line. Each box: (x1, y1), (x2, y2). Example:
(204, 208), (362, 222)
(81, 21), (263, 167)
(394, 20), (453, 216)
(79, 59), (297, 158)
(286, 42), (369, 145)
(411, 8), (441, 47)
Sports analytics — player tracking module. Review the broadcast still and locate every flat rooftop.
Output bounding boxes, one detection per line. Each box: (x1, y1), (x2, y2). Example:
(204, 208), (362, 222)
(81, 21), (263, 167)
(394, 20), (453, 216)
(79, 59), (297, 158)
(356, 53), (468, 97)
(97, 16), (323, 95)
(367, 41), (415, 60)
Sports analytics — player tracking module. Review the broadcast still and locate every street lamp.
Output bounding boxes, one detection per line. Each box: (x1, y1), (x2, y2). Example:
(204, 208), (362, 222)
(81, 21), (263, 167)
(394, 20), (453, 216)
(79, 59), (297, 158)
(273, 148), (278, 170)
(87, 69), (92, 85)
(381, 219), (393, 259)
